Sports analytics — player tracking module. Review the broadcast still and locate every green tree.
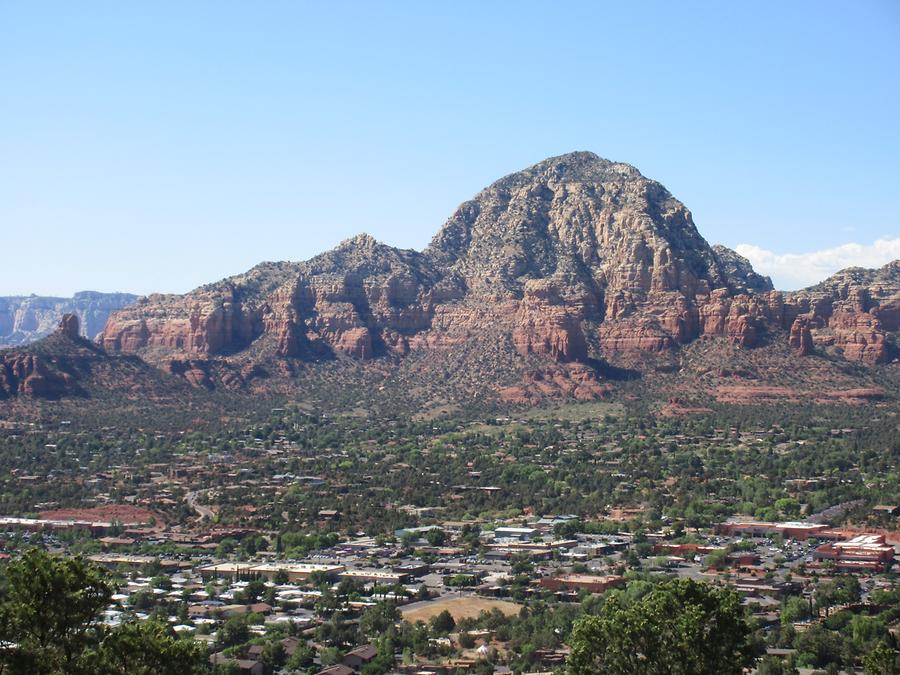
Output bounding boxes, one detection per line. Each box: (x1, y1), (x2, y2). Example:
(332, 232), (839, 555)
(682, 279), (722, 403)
(780, 596), (810, 624)
(705, 548), (729, 570)
(151, 575), (173, 591)
(215, 538), (238, 557)
(318, 647), (343, 666)
(567, 578), (755, 675)
(359, 602), (400, 637)
(241, 579), (266, 603)
(0, 549), (207, 675)
(814, 576), (861, 617)
(217, 615), (250, 648)
(259, 641), (287, 675)
(794, 623), (843, 669)
(129, 589), (156, 610)
(424, 528), (446, 547)
(361, 638), (396, 675)
(863, 641), (899, 675)
(0, 549), (111, 673)
(430, 609), (456, 635)
(93, 620), (208, 675)
(756, 655), (799, 674)
(284, 643), (314, 672)
(851, 615), (888, 649)
(774, 498), (801, 518)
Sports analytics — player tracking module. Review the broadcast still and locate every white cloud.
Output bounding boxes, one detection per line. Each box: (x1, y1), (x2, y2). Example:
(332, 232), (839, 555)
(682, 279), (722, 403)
(734, 237), (900, 291)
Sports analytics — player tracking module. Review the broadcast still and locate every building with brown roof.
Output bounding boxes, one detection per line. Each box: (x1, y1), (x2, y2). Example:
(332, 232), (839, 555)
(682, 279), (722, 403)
(539, 574), (625, 593)
(343, 644), (378, 670)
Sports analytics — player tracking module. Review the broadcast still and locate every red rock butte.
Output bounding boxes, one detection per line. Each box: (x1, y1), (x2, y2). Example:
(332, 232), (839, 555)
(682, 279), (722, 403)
(3, 152), (897, 406)
(97, 153), (898, 388)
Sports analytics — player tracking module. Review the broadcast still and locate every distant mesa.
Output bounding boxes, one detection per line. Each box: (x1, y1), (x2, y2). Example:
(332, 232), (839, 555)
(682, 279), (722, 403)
(0, 291), (138, 347)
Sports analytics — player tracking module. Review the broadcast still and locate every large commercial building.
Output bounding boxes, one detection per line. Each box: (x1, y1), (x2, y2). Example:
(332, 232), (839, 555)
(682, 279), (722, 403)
(717, 521), (830, 539)
(813, 534), (895, 572)
(539, 574), (625, 594)
(199, 562), (344, 582)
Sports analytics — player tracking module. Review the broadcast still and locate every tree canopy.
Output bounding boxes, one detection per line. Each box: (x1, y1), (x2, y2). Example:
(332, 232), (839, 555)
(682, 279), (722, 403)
(0, 549), (207, 675)
(567, 578), (756, 675)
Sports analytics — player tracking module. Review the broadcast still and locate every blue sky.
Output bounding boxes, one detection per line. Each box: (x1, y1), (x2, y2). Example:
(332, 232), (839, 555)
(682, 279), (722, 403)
(1, 1), (898, 295)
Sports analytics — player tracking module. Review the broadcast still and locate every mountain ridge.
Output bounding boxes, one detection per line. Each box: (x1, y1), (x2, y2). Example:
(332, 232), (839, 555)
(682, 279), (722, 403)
(2, 152), (897, 412)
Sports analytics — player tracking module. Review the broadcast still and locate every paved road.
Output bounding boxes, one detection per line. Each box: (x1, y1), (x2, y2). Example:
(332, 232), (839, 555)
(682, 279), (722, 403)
(185, 490), (215, 520)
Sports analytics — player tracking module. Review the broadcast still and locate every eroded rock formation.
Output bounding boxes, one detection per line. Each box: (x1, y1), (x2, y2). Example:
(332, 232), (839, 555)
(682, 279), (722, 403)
(789, 316), (815, 356)
(0, 315), (86, 398)
(95, 152), (898, 390)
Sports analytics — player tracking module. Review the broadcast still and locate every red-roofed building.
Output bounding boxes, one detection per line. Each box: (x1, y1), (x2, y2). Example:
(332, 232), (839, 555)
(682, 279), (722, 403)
(813, 533), (894, 572)
(717, 521), (829, 539)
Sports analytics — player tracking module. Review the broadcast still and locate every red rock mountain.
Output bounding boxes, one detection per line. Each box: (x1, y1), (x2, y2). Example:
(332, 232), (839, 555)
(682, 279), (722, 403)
(0, 314), (194, 402)
(6, 152), (896, 409)
(784, 261), (899, 365)
(0, 315), (89, 399)
(95, 153), (898, 395)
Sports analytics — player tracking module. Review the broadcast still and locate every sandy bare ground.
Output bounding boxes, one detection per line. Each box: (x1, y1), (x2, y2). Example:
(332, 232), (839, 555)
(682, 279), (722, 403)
(401, 595), (522, 623)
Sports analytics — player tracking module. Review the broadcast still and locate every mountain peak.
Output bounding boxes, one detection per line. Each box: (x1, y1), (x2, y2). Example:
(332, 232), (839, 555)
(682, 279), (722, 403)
(527, 150), (609, 171)
(483, 151), (642, 193)
(712, 245), (774, 293)
(426, 150), (721, 298)
(92, 152), (899, 405)
(338, 232), (380, 250)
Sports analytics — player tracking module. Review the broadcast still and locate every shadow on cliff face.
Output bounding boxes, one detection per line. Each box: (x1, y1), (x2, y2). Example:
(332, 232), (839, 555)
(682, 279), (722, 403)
(587, 358), (641, 381)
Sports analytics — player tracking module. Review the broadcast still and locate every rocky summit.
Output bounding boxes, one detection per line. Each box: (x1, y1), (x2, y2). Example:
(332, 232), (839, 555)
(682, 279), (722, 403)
(6, 152), (899, 409)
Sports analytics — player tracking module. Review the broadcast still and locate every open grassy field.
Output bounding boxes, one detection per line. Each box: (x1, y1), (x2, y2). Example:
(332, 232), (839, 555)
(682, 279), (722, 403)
(401, 596), (523, 623)
(459, 400), (626, 437)
(520, 400), (625, 422)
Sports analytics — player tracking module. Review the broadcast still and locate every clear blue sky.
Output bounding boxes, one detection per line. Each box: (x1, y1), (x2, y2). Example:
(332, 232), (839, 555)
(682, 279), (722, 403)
(2, 1), (898, 295)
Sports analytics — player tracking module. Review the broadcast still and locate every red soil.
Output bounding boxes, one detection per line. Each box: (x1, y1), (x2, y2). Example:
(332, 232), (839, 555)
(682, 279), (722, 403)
(39, 504), (156, 525)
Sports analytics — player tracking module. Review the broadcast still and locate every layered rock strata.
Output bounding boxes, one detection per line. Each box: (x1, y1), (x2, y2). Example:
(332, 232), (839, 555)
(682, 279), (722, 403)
(97, 153), (898, 388)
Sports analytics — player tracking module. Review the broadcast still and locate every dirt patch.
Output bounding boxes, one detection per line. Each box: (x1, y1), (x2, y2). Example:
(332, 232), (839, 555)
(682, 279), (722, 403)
(659, 400), (714, 416)
(499, 364), (615, 406)
(413, 402), (462, 422)
(401, 596), (522, 623)
(39, 504), (157, 525)
(714, 385), (801, 404)
(715, 385), (888, 405)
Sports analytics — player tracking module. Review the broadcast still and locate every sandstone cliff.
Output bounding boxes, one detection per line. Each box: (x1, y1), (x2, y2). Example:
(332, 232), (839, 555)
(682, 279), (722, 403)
(94, 152), (897, 394)
(783, 261), (899, 364)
